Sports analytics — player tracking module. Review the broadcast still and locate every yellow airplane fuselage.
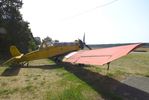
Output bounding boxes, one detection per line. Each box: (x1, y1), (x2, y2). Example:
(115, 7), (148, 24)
(17, 45), (81, 62)
(3, 41), (83, 65)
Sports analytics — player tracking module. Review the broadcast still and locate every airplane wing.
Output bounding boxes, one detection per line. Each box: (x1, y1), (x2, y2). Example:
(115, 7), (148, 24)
(64, 43), (142, 65)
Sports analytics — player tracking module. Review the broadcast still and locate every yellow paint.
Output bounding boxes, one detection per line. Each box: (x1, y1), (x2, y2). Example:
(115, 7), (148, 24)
(21, 45), (80, 61)
(10, 45), (22, 57)
(5, 44), (81, 64)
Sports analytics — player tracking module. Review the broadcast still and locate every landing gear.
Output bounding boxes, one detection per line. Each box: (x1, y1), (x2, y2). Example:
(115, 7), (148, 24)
(53, 57), (62, 64)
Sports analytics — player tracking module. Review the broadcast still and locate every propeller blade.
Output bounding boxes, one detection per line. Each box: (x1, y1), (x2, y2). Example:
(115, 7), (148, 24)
(78, 33), (92, 50)
(85, 44), (92, 50)
(83, 33), (85, 43)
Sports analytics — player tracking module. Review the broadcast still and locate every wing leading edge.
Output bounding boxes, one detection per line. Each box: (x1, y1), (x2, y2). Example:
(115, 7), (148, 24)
(64, 43), (142, 65)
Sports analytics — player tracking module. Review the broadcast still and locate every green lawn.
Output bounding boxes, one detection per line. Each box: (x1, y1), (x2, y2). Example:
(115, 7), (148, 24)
(0, 52), (148, 100)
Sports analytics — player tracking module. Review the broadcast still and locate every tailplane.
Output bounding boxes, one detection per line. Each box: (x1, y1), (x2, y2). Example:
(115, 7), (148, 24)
(3, 46), (23, 65)
(10, 45), (22, 57)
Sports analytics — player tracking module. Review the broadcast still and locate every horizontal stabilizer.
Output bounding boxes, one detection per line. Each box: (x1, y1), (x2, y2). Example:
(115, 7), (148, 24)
(3, 57), (16, 65)
(3, 46), (24, 65)
(3, 54), (24, 65)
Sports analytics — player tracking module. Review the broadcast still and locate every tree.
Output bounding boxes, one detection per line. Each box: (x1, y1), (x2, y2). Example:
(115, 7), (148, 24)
(0, 0), (37, 56)
(54, 40), (59, 43)
(43, 36), (52, 43)
(34, 37), (41, 45)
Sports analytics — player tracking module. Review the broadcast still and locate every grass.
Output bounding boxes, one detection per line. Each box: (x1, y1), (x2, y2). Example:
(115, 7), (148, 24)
(0, 52), (148, 100)
(85, 52), (149, 80)
(45, 67), (101, 100)
(0, 60), (102, 100)
(111, 53), (149, 77)
(135, 47), (149, 52)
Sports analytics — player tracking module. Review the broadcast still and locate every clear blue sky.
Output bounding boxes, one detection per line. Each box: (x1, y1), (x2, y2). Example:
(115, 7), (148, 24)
(21, 0), (149, 44)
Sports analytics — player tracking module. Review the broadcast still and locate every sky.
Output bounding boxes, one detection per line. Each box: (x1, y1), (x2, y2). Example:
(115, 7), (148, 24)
(21, 0), (149, 44)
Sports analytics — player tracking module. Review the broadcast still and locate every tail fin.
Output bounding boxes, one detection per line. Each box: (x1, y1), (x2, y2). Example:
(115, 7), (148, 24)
(10, 45), (21, 57)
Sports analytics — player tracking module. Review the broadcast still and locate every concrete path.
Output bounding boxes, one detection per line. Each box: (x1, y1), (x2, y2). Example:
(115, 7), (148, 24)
(115, 75), (149, 100)
(122, 76), (149, 93)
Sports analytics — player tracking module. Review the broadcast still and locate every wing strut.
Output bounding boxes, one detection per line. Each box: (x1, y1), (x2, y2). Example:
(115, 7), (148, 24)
(107, 62), (110, 70)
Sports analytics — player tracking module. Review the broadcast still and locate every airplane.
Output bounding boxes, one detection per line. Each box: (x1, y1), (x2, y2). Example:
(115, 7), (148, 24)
(3, 35), (142, 70)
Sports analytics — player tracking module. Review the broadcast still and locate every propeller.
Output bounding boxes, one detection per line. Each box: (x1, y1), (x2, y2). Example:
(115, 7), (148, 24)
(79, 33), (92, 50)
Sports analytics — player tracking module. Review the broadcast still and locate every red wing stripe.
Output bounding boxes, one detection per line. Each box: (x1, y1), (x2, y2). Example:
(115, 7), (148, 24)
(81, 55), (112, 57)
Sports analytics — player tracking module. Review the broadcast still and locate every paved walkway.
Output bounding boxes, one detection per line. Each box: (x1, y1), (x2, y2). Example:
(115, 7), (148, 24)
(122, 76), (149, 93)
(115, 75), (149, 100)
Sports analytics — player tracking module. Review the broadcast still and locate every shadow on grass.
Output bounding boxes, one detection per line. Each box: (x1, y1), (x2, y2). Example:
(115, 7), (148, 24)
(1, 62), (149, 100)
(1, 66), (21, 76)
(1, 64), (61, 76)
(61, 62), (149, 100)
(22, 64), (62, 69)
(145, 75), (149, 77)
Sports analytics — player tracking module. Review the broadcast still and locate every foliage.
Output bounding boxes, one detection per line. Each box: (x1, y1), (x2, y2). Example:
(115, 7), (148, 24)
(28, 39), (37, 51)
(34, 37), (41, 45)
(0, 0), (37, 56)
(43, 36), (52, 42)
(54, 40), (59, 42)
(43, 36), (60, 46)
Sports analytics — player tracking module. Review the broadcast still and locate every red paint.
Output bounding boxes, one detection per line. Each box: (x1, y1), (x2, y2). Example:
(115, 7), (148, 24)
(65, 44), (141, 65)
